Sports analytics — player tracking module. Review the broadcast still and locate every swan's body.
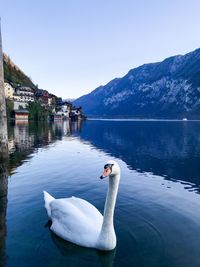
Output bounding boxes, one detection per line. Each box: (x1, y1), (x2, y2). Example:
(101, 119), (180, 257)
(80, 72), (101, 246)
(43, 160), (120, 251)
(44, 193), (103, 248)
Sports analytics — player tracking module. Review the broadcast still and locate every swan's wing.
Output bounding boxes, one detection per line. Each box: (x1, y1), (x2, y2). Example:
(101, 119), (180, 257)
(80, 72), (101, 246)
(63, 197), (103, 223)
(50, 197), (103, 248)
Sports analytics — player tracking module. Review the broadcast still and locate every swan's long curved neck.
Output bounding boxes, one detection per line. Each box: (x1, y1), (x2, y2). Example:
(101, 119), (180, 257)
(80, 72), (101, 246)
(98, 174), (120, 241)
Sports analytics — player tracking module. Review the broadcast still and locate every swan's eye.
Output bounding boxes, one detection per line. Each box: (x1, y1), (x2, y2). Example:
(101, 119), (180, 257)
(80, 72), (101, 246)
(104, 164), (114, 171)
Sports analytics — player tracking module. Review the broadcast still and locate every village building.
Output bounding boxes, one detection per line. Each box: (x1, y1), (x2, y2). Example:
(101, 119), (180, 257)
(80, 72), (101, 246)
(12, 109), (29, 121)
(35, 89), (49, 106)
(69, 106), (83, 121)
(56, 97), (63, 106)
(13, 101), (27, 110)
(13, 93), (20, 101)
(48, 96), (53, 106)
(53, 100), (72, 120)
(60, 101), (72, 118)
(48, 94), (57, 113)
(3, 81), (86, 123)
(4, 82), (14, 99)
(12, 86), (34, 110)
(15, 86), (35, 102)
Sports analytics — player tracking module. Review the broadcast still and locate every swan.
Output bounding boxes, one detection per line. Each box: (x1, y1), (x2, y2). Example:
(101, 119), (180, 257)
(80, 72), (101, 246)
(43, 160), (120, 251)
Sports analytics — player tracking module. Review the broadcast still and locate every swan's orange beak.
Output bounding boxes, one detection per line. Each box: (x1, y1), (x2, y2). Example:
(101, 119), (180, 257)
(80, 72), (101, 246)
(100, 168), (112, 179)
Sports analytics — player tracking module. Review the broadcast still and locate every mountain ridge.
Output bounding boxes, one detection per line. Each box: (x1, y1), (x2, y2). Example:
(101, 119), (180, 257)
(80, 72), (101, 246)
(74, 48), (200, 119)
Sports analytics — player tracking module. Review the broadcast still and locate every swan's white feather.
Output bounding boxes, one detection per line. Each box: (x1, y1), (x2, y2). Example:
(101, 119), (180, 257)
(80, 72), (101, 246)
(43, 190), (55, 218)
(45, 193), (103, 248)
(43, 160), (120, 250)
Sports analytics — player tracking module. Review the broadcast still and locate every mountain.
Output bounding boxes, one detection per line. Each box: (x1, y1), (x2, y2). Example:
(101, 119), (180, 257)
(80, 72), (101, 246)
(74, 48), (200, 119)
(3, 53), (36, 89)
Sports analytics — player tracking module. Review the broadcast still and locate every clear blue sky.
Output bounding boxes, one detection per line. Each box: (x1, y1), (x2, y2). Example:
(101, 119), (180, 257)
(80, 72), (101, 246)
(0, 0), (200, 99)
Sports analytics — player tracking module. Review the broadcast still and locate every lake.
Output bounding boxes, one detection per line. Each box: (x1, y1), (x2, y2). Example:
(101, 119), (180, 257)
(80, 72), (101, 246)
(1, 119), (200, 267)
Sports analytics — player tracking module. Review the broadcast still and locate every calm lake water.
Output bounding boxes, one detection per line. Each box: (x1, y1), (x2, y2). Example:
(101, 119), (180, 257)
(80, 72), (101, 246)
(1, 119), (200, 267)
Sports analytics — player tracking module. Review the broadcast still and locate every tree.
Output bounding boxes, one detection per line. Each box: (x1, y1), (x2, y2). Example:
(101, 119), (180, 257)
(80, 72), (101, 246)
(6, 99), (14, 119)
(28, 102), (48, 121)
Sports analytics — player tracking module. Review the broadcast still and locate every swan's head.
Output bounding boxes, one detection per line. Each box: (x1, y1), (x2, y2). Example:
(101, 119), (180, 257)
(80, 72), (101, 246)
(100, 160), (120, 179)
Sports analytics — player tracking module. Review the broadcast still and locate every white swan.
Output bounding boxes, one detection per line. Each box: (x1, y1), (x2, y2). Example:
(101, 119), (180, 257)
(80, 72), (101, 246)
(43, 160), (120, 251)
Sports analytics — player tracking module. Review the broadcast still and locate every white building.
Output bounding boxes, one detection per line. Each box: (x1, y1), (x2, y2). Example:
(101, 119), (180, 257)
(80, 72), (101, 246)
(55, 102), (72, 119)
(4, 82), (14, 99)
(15, 86), (35, 102)
(13, 101), (28, 110)
(13, 86), (35, 110)
(61, 102), (71, 117)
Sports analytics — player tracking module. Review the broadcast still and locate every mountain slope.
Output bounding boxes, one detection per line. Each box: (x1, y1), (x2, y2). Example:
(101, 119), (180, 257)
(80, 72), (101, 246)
(74, 48), (200, 119)
(3, 53), (36, 89)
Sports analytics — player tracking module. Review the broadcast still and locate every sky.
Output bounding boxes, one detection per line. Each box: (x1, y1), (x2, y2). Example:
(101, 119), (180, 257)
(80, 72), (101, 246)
(0, 0), (200, 99)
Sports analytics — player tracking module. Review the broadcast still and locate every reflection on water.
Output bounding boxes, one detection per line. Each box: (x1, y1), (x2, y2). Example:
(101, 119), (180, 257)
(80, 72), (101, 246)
(79, 120), (200, 190)
(0, 116), (8, 267)
(0, 120), (83, 267)
(51, 232), (116, 267)
(1, 120), (200, 267)
(5, 119), (200, 188)
(6, 120), (84, 175)
(0, 160), (8, 267)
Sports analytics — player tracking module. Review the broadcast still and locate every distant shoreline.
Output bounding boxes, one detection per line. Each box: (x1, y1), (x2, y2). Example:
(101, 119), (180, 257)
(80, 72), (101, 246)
(87, 118), (200, 122)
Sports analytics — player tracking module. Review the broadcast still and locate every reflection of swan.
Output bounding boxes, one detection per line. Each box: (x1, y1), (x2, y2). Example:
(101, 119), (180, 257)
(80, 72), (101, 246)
(51, 232), (116, 267)
(43, 160), (120, 251)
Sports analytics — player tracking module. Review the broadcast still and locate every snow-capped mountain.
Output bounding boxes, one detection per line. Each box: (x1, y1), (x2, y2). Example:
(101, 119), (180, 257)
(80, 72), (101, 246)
(74, 48), (200, 119)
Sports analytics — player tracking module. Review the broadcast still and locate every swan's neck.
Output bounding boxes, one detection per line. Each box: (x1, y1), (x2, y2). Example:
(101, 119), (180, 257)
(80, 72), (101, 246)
(103, 174), (120, 227)
(98, 174), (120, 249)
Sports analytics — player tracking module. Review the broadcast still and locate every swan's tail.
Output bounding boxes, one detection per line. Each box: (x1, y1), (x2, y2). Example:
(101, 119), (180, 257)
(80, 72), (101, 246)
(43, 191), (55, 219)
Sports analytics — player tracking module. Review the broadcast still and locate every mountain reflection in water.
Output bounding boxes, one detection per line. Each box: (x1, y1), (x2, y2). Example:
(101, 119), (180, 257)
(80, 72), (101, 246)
(79, 120), (200, 191)
(4, 119), (200, 188)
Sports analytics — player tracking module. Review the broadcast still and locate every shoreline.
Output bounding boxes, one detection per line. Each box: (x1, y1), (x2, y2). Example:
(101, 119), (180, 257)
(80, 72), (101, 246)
(87, 118), (200, 122)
